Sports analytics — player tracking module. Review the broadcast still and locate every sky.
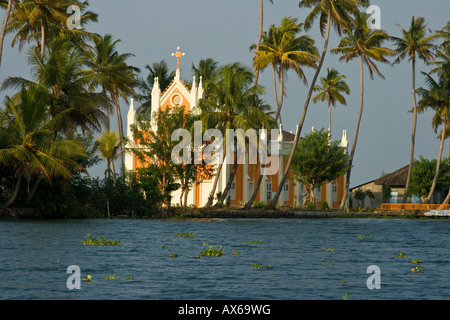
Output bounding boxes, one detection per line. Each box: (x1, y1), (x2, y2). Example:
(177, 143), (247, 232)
(1, 0), (449, 188)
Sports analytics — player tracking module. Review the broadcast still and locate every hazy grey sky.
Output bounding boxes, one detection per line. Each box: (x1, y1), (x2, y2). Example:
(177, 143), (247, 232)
(1, 0), (449, 188)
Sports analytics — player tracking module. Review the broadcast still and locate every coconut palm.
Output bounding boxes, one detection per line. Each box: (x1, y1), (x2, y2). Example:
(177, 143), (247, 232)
(136, 60), (176, 114)
(82, 34), (140, 171)
(313, 67), (350, 137)
(1, 36), (106, 137)
(417, 68), (450, 204)
(390, 16), (437, 203)
(252, 16), (319, 126)
(200, 62), (274, 208)
(0, 85), (87, 208)
(6, 0), (98, 57)
(96, 130), (123, 182)
(268, 0), (368, 209)
(331, 12), (395, 209)
(191, 58), (219, 100)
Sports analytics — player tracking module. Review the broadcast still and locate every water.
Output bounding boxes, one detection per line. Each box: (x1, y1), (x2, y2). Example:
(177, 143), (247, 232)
(0, 218), (449, 300)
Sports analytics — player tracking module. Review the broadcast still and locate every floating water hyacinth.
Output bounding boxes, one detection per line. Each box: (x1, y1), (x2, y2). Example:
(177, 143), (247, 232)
(200, 245), (224, 257)
(394, 253), (408, 258)
(244, 240), (264, 244)
(173, 232), (197, 238)
(80, 234), (120, 245)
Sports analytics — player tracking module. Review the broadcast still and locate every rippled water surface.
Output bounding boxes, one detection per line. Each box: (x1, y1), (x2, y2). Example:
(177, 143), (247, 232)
(0, 218), (449, 300)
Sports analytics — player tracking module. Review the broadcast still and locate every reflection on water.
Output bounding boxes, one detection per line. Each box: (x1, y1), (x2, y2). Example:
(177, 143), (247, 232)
(0, 218), (449, 300)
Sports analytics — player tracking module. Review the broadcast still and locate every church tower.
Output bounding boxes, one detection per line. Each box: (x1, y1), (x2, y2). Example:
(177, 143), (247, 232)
(125, 46), (204, 172)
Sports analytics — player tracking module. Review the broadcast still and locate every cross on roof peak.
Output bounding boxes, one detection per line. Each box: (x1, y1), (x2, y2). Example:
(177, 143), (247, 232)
(171, 46), (185, 70)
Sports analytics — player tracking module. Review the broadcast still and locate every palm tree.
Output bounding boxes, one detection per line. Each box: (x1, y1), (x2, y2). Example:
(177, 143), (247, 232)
(2, 36), (106, 137)
(416, 68), (450, 203)
(6, 0), (98, 57)
(136, 60), (176, 114)
(191, 58), (219, 99)
(0, 85), (87, 208)
(200, 62), (273, 208)
(82, 34), (140, 171)
(268, 0), (368, 209)
(96, 130), (122, 182)
(390, 16), (437, 203)
(252, 16), (319, 126)
(313, 67), (350, 136)
(254, 0), (273, 86)
(331, 12), (395, 209)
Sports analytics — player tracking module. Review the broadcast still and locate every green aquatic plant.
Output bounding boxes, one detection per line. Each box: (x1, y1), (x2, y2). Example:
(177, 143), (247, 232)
(411, 259), (423, 264)
(251, 264), (262, 269)
(343, 293), (348, 300)
(411, 266), (425, 273)
(104, 274), (119, 280)
(322, 247), (335, 252)
(244, 240), (265, 244)
(169, 253), (178, 257)
(80, 234), (120, 245)
(394, 253), (408, 258)
(232, 249), (240, 255)
(340, 280), (347, 286)
(358, 234), (372, 239)
(173, 232), (197, 238)
(125, 276), (133, 280)
(200, 245), (224, 257)
(82, 275), (93, 283)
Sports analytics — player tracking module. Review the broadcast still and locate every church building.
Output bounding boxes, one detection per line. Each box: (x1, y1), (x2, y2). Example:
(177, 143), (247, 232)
(125, 47), (349, 208)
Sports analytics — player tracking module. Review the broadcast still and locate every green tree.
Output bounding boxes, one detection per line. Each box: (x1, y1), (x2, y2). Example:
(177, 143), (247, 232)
(82, 34), (140, 171)
(136, 60), (176, 113)
(199, 62), (275, 208)
(331, 12), (395, 209)
(313, 67), (350, 137)
(417, 67), (450, 203)
(6, 0), (98, 57)
(96, 130), (123, 182)
(269, 0), (368, 209)
(191, 58), (219, 100)
(291, 128), (351, 204)
(252, 16), (319, 126)
(2, 36), (106, 137)
(0, 85), (87, 208)
(409, 156), (450, 203)
(390, 16), (438, 203)
(130, 106), (189, 211)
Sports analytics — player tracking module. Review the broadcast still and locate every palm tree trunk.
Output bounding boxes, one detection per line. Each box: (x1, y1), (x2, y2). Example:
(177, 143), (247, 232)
(111, 90), (125, 173)
(253, 0), (264, 86)
(2, 176), (21, 208)
(0, 0), (13, 68)
(40, 19), (46, 58)
(327, 93), (332, 137)
(340, 55), (365, 209)
(244, 170), (264, 210)
(26, 176), (43, 203)
(403, 59), (417, 203)
(244, 130), (272, 210)
(204, 153), (226, 208)
(424, 119), (446, 203)
(268, 10), (331, 209)
(215, 152), (239, 207)
(272, 64), (281, 125)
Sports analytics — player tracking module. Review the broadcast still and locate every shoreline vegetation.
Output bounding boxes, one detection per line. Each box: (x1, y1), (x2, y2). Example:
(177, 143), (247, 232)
(1, 2), (449, 220)
(1, 205), (449, 220)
